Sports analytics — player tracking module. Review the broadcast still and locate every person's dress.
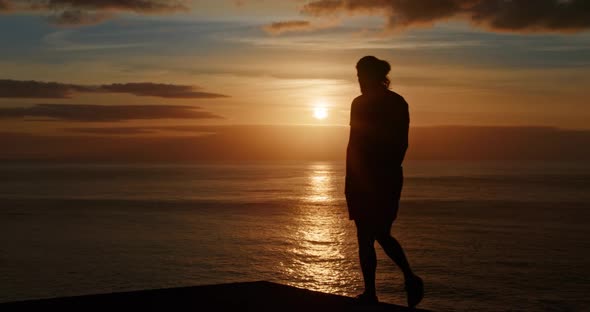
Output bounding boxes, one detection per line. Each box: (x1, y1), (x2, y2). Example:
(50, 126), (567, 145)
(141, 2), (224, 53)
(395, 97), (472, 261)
(345, 89), (410, 222)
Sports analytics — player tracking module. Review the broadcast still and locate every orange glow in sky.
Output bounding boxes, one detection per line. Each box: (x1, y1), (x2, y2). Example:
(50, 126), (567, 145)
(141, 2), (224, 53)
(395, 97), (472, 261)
(1, 1), (590, 161)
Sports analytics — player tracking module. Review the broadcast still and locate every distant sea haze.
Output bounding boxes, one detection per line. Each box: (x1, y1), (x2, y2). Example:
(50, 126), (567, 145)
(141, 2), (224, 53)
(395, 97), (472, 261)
(1, 161), (589, 311)
(1, 125), (589, 162)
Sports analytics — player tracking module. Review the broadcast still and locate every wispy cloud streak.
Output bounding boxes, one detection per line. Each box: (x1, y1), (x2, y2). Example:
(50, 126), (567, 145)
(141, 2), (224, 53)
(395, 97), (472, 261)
(0, 0), (189, 25)
(0, 79), (229, 99)
(0, 104), (223, 122)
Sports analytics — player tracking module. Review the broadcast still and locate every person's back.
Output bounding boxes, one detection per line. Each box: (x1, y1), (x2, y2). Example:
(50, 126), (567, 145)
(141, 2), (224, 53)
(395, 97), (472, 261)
(344, 56), (423, 308)
(346, 89), (409, 198)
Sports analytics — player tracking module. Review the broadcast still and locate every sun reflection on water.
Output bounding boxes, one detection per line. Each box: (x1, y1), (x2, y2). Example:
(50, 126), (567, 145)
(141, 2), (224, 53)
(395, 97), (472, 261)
(281, 163), (358, 295)
(306, 166), (332, 203)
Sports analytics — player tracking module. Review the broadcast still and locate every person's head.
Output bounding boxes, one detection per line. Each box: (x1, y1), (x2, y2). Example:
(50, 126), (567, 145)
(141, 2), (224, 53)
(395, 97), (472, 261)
(356, 56), (391, 94)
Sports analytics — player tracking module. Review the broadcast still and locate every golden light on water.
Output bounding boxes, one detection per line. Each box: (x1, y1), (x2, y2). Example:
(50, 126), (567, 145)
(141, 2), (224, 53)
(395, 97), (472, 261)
(282, 163), (357, 295)
(307, 170), (331, 202)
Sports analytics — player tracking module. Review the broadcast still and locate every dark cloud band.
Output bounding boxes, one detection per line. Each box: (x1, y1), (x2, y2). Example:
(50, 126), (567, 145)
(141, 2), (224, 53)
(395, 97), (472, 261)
(99, 83), (229, 99)
(263, 20), (314, 34)
(0, 79), (229, 99)
(0, 0), (11, 11)
(0, 0), (188, 25)
(298, 0), (590, 33)
(0, 104), (223, 122)
(63, 125), (218, 135)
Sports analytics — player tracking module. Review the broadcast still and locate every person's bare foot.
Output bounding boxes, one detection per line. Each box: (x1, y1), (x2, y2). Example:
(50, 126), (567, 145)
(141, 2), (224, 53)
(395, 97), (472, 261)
(355, 292), (379, 305)
(405, 275), (424, 308)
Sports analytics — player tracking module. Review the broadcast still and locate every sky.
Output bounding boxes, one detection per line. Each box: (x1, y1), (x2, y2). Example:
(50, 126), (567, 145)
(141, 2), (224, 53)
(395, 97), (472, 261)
(0, 0), (589, 161)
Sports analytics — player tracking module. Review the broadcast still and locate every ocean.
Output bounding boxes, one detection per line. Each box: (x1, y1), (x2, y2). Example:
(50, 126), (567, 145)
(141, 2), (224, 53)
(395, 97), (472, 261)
(1, 161), (589, 311)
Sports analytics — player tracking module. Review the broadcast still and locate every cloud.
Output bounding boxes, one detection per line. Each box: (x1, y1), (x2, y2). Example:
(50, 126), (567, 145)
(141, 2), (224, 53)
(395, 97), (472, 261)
(0, 79), (86, 98)
(39, 0), (187, 12)
(263, 20), (315, 34)
(63, 127), (155, 135)
(49, 9), (112, 26)
(99, 83), (229, 99)
(0, 104), (223, 122)
(0, 79), (229, 99)
(0, 0), (11, 11)
(262, 19), (341, 34)
(300, 0), (590, 33)
(1, 0), (189, 25)
(64, 125), (218, 135)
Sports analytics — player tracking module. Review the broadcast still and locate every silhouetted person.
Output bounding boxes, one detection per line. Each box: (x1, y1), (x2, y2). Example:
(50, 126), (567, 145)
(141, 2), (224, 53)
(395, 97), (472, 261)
(345, 56), (423, 308)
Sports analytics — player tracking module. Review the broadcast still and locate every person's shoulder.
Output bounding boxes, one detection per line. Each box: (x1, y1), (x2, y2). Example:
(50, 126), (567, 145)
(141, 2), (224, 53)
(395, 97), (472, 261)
(387, 90), (407, 103)
(351, 94), (366, 109)
(352, 94), (365, 104)
(386, 90), (409, 108)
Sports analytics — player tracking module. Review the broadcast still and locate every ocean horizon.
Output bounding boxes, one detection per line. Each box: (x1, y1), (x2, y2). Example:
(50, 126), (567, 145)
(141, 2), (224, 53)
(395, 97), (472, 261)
(1, 160), (589, 311)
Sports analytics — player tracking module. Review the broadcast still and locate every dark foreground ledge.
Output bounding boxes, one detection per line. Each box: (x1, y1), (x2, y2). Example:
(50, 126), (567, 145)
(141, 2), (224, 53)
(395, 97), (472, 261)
(0, 281), (430, 311)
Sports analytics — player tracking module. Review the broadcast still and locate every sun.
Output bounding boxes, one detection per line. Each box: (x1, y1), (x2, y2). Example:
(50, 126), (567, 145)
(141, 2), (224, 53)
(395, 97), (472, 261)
(313, 106), (328, 120)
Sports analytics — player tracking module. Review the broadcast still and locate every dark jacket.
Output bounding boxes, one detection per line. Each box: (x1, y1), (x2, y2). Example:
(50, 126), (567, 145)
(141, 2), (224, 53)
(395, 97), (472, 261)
(345, 89), (409, 220)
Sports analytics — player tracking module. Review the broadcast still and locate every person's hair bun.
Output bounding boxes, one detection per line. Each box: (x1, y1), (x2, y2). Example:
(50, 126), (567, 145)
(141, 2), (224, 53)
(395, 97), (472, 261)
(378, 59), (391, 76)
(356, 56), (391, 88)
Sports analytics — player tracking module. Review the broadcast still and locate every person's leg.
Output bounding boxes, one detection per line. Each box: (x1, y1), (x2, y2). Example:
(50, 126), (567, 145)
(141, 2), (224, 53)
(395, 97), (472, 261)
(355, 220), (377, 297)
(375, 230), (414, 281)
(375, 221), (423, 308)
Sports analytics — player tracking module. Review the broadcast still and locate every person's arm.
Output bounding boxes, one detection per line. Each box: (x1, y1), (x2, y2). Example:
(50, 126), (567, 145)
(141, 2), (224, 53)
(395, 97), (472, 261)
(345, 99), (360, 195)
(398, 98), (410, 165)
(381, 97), (409, 167)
